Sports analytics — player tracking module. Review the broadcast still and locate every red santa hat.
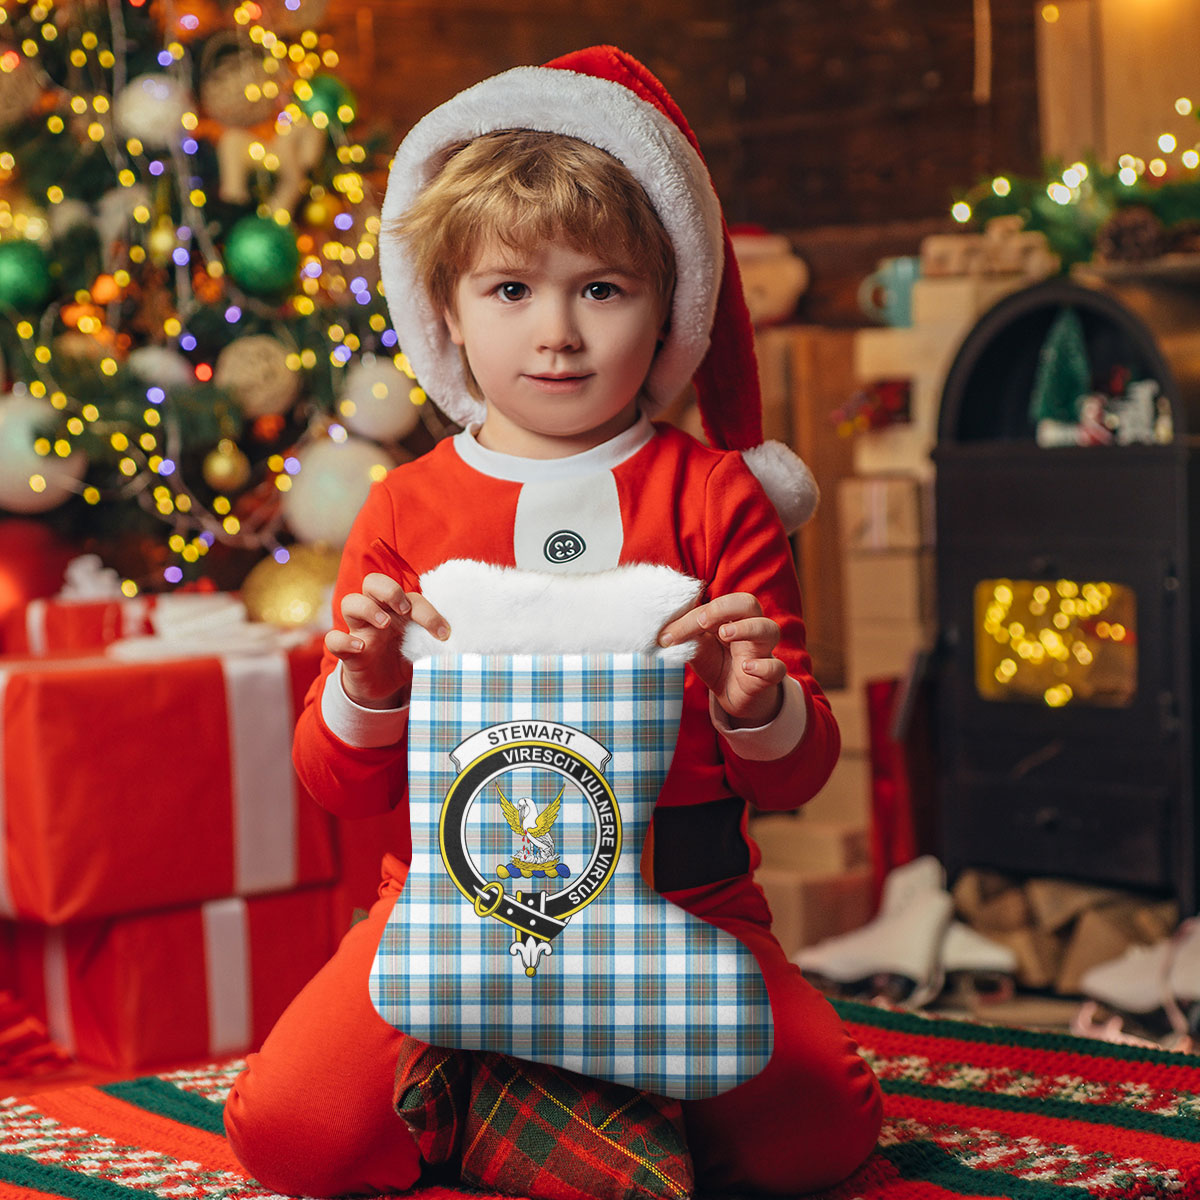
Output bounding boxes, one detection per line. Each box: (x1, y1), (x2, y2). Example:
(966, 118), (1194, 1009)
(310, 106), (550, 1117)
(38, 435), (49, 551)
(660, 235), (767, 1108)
(379, 45), (818, 530)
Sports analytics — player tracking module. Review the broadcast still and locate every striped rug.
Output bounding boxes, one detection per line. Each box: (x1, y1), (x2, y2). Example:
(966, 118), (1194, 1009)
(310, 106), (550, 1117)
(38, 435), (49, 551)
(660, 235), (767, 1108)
(2, 999), (1200, 1199)
(0, 1061), (500, 1200)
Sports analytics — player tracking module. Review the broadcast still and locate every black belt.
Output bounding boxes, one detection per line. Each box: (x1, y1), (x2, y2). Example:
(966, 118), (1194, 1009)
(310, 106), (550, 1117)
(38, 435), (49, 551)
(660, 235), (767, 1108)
(651, 796), (750, 892)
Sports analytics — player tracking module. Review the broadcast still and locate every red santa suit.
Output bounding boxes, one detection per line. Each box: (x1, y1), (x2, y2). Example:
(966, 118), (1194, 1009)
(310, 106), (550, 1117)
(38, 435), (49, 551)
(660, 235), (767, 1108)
(224, 44), (881, 1199)
(225, 418), (882, 1195)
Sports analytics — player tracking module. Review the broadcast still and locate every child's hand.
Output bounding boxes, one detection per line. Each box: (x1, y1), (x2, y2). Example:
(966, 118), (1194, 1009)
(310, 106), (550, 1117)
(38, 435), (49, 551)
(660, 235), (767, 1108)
(658, 592), (786, 727)
(324, 573), (449, 709)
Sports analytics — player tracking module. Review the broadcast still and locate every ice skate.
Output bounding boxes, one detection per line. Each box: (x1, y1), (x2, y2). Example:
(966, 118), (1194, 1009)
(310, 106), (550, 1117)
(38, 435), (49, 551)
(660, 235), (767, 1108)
(878, 854), (947, 916)
(1077, 917), (1200, 1048)
(1070, 1000), (1167, 1050)
(940, 921), (1017, 1005)
(793, 856), (954, 1008)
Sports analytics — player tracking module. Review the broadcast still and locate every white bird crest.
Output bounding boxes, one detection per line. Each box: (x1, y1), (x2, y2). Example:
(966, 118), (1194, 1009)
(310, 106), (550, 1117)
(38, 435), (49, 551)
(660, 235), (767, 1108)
(498, 784), (563, 863)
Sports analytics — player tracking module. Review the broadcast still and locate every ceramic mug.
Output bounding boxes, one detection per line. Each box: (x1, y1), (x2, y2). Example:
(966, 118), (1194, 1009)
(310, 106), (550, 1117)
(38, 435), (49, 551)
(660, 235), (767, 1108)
(858, 255), (922, 326)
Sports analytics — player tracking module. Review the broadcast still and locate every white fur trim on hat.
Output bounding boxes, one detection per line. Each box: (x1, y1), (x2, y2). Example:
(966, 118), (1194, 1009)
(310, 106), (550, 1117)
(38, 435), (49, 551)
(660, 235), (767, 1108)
(741, 441), (819, 533)
(379, 65), (724, 430)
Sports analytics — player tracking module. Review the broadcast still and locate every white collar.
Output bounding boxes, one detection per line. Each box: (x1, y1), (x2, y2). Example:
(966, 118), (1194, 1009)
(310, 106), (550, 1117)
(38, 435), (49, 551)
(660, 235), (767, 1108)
(452, 411), (654, 483)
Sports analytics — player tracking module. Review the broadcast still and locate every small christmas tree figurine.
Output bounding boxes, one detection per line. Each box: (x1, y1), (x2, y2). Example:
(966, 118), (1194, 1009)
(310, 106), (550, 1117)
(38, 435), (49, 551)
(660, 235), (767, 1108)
(1029, 306), (1091, 429)
(0, 0), (438, 592)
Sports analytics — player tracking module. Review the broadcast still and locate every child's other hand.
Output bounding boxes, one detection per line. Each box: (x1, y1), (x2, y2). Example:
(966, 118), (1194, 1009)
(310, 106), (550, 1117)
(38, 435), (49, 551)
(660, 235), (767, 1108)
(324, 573), (449, 709)
(658, 592), (785, 727)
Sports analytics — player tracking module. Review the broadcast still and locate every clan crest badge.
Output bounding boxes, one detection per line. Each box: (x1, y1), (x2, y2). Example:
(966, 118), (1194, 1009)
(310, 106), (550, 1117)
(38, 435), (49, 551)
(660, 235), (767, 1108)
(440, 721), (621, 976)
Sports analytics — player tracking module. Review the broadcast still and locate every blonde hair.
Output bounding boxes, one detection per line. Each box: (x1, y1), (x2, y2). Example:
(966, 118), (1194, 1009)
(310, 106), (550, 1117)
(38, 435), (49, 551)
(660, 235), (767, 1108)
(391, 129), (676, 326)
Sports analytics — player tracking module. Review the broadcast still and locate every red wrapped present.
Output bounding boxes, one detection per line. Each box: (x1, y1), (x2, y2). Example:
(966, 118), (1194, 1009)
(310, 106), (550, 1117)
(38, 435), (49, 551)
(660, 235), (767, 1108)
(5, 596), (156, 654)
(12, 887), (338, 1071)
(0, 641), (337, 923)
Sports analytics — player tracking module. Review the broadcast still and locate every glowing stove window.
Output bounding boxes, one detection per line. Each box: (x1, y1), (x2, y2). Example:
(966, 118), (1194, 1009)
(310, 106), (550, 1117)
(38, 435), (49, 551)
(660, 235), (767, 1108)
(974, 579), (1136, 707)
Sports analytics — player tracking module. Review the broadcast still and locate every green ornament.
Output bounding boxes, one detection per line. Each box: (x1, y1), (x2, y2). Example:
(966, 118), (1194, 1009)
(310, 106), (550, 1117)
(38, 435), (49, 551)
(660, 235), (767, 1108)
(0, 240), (53, 311)
(224, 215), (301, 296)
(297, 74), (356, 127)
(1029, 307), (1091, 425)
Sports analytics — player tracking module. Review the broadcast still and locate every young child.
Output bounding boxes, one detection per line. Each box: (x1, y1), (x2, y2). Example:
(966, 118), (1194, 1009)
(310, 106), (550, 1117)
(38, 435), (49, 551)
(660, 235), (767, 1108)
(224, 46), (882, 1197)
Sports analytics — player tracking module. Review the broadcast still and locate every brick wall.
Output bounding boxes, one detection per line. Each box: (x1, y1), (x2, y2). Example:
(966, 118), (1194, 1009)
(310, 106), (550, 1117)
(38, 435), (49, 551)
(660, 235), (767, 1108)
(328, 0), (1041, 236)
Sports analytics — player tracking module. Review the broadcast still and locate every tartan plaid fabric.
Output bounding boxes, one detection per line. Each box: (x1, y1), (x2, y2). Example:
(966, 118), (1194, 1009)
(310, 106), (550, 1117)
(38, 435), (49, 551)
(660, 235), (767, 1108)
(393, 1036), (694, 1200)
(460, 1051), (693, 1200)
(394, 1036), (472, 1166)
(371, 653), (773, 1099)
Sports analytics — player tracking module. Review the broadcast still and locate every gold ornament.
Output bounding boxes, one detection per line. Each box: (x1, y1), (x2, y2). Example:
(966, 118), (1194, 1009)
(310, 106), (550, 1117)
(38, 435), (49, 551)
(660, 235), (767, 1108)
(148, 217), (178, 267)
(214, 334), (301, 418)
(241, 543), (340, 628)
(200, 41), (278, 127)
(202, 437), (252, 491)
(303, 196), (332, 228)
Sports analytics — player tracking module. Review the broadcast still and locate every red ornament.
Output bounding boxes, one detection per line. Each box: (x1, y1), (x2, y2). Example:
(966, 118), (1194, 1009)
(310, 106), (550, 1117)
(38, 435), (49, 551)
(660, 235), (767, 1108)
(0, 519), (77, 652)
(252, 413), (287, 442)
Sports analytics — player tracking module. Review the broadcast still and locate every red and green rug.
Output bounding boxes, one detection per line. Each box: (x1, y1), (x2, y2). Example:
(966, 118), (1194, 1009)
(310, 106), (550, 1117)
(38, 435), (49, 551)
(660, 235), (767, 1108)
(2, 998), (1200, 1200)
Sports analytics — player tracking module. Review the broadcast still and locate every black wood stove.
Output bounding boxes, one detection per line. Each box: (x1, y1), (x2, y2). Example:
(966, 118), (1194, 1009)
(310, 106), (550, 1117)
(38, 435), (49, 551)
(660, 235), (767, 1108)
(934, 276), (1200, 913)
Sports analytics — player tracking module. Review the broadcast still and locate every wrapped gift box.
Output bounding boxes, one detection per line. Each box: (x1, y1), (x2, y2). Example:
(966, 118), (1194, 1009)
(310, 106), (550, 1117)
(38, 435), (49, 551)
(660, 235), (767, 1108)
(837, 475), (932, 553)
(5, 590), (268, 656)
(843, 548), (936, 627)
(749, 814), (871, 876)
(4, 596), (155, 655)
(12, 886), (338, 1071)
(755, 865), (875, 959)
(0, 641), (337, 923)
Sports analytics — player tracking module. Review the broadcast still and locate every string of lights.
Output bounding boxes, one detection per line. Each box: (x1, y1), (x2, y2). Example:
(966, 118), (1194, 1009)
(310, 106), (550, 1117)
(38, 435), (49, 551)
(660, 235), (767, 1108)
(976, 578), (1136, 709)
(0, 0), (437, 594)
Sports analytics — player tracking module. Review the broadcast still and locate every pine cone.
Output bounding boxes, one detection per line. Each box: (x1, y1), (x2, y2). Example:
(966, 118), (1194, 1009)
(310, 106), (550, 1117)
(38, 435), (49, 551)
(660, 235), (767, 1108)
(1095, 206), (1167, 263)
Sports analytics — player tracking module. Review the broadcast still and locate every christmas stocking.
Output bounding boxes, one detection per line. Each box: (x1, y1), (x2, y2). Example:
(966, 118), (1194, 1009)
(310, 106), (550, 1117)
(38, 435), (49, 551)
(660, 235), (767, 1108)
(370, 562), (774, 1100)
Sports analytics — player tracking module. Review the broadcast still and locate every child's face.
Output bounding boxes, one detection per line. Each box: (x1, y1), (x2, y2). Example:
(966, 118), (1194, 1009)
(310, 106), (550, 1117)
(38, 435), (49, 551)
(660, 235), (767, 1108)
(443, 238), (663, 457)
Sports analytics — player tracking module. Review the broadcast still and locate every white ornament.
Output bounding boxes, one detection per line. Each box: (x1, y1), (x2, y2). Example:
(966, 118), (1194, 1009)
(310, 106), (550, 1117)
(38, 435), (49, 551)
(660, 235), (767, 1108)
(113, 74), (192, 148)
(48, 199), (94, 240)
(216, 118), (325, 210)
(127, 345), (196, 388)
(338, 354), (421, 442)
(96, 184), (152, 270)
(0, 389), (86, 514)
(281, 434), (393, 545)
(215, 334), (301, 418)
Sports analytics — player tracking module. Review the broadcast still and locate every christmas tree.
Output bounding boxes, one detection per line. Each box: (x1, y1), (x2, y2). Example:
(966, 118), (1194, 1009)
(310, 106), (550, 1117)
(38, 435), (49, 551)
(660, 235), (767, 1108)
(0, 0), (441, 596)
